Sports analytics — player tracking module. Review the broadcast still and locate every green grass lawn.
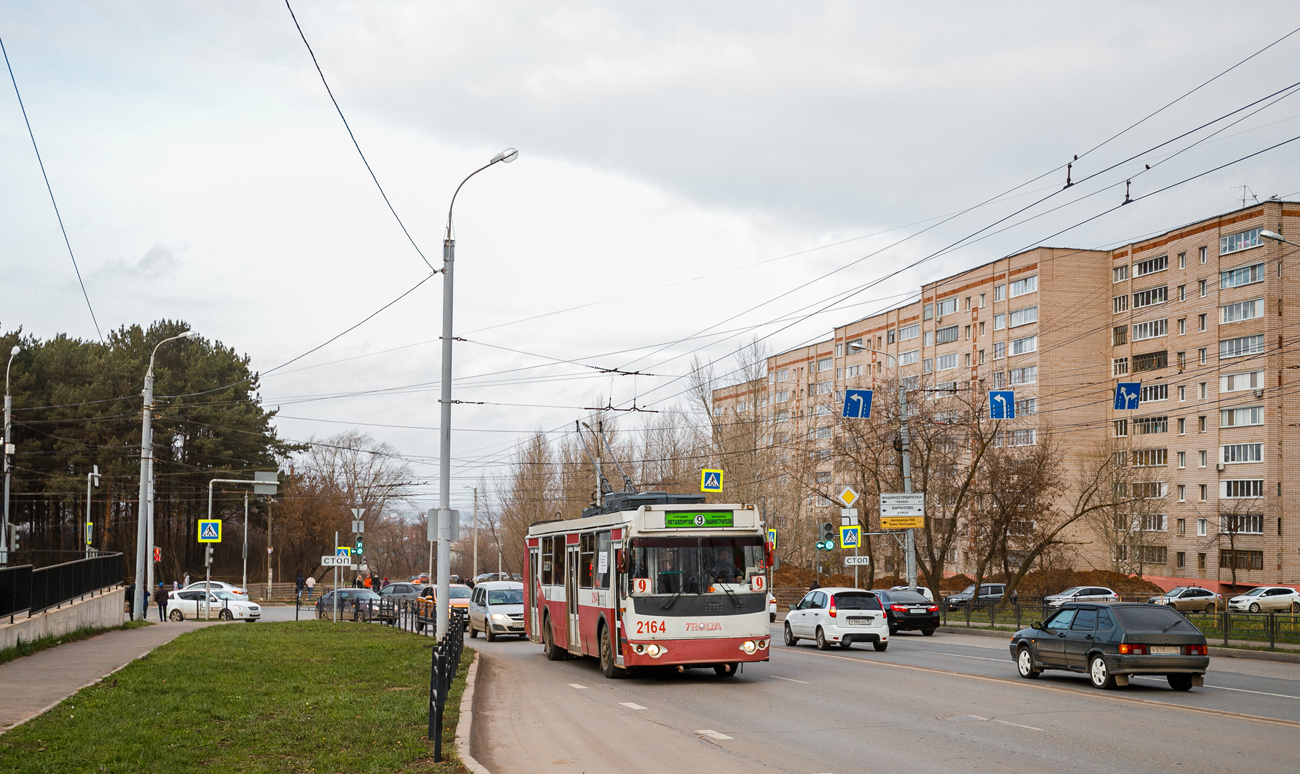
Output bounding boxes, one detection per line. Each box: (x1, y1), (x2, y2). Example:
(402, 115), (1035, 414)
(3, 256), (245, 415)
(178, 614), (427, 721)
(0, 621), (472, 774)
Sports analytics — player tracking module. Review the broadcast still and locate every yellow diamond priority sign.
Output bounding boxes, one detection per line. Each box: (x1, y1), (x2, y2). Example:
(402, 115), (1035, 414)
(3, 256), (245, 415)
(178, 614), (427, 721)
(838, 487), (859, 508)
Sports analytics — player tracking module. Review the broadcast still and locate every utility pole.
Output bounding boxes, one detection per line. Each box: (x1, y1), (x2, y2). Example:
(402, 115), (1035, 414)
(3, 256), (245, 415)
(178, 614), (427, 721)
(898, 379), (916, 591)
(472, 487), (478, 579)
(2, 344), (17, 567)
(266, 499), (273, 600)
(242, 492), (249, 592)
(85, 466), (99, 558)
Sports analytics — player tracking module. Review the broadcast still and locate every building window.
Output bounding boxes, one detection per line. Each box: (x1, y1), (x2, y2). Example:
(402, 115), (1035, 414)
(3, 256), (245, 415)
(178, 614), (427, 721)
(836, 367), (843, 379)
(835, 343), (844, 358)
(979, 321), (986, 336)
(1176, 551), (1186, 569)
(1177, 484), (1186, 500)
(774, 390), (790, 403)
(1009, 306), (1038, 327)
(1112, 357), (1129, 376)
(886, 330), (895, 345)
(994, 342), (1006, 360)
(1221, 262), (1265, 289)
(898, 350), (920, 366)
(1222, 479), (1264, 499)
(817, 426), (833, 439)
(1198, 382), (1207, 400)
(1132, 482), (1166, 499)
(1016, 397), (1036, 416)
(1221, 298), (1263, 324)
(1177, 252), (1186, 269)
(1113, 325), (1128, 346)
(1221, 514), (1264, 534)
(1177, 318), (1186, 335)
(1133, 255), (1168, 277)
(937, 353), (958, 371)
(1198, 552), (1207, 570)
(1177, 285), (1186, 302)
(1010, 428), (1037, 446)
(774, 411), (788, 423)
(1113, 295), (1129, 314)
(1132, 286), (1168, 309)
(898, 324), (919, 341)
(1220, 370), (1264, 392)
(1133, 351), (1168, 372)
(964, 352), (971, 367)
(980, 293), (986, 307)
(936, 298), (958, 317)
(994, 313), (1006, 330)
(964, 325), (971, 340)
(817, 404), (832, 417)
(923, 304), (933, 320)
(818, 357), (833, 372)
(817, 381), (833, 394)
(1199, 246), (1207, 264)
(1140, 384), (1168, 402)
(1220, 406), (1263, 427)
(845, 365), (861, 378)
(923, 358), (933, 374)
(1198, 416), (1207, 433)
(1219, 227), (1263, 256)
(1113, 419), (1128, 437)
(1197, 517), (1207, 535)
(1199, 279), (1207, 297)
(1220, 334), (1265, 360)
(1131, 448), (1168, 467)
(978, 349), (985, 364)
(935, 325), (960, 345)
(1010, 276), (1037, 297)
(774, 369), (788, 382)
(1134, 416), (1168, 435)
(924, 331), (934, 347)
(992, 370), (1004, 389)
(1222, 442), (1263, 464)
(1177, 351), (1186, 370)
(1142, 513), (1167, 532)
(1114, 265), (1129, 283)
(1198, 347), (1207, 365)
(1009, 366), (1037, 385)
(1177, 417), (1186, 434)
(964, 297), (971, 311)
(1132, 319), (1167, 341)
(1199, 450), (1207, 467)
(994, 284), (1006, 301)
(1011, 335), (1037, 355)
(1219, 550), (1265, 571)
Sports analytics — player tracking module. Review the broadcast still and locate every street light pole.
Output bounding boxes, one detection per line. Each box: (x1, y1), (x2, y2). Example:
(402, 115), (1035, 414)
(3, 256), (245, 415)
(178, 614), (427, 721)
(436, 147), (517, 640)
(2, 345), (19, 566)
(85, 466), (100, 558)
(465, 485), (477, 580)
(848, 342), (916, 591)
(134, 331), (193, 620)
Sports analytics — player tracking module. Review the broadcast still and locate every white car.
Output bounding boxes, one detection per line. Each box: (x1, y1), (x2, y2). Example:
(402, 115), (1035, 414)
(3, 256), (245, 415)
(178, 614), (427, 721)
(168, 589), (261, 622)
(1044, 586), (1120, 607)
(768, 591), (777, 622)
(1228, 586), (1300, 613)
(890, 585), (935, 602)
(467, 581), (525, 641)
(181, 581), (248, 597)
(782, 587), (889, 652)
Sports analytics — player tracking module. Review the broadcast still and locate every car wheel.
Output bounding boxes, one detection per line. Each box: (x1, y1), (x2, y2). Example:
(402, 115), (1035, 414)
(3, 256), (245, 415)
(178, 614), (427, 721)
(544, 620), (565, 661)
(1016, 646), (1040, 679)
(485, 623), (497, 642)
(1249, 603), (1261, 613)
(1292, 601), (1300, 614)
(218, 609), (233, 621)
(1167, 674), (1194, 691)
(888, 624), (898, 635)
(770, 613), (776, 623)
(1204, 603), (1215, 613)
(469, 620), (478, 638)
(713, 662), (738, 678)
(839, 641), (852, 650)
(815, 627), (829, 650)
(599, 626), (625, 679)
(873, 641), (888, 652)
(783, 622), (798, 646)
(1089, 655), (1116, 689)
(168, 609), (183, 622)
(921, 628), (936, 637)
(415, 619), (425, 632)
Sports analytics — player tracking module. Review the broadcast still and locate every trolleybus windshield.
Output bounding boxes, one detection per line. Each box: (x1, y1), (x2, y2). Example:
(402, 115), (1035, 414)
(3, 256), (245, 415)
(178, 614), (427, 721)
(629, 536), (765, 595)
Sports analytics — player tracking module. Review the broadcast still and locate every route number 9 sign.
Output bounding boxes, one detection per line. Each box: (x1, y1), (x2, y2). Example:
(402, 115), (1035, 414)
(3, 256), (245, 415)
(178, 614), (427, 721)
(632, 577), (651, 595)
(750, 575), (766, 592)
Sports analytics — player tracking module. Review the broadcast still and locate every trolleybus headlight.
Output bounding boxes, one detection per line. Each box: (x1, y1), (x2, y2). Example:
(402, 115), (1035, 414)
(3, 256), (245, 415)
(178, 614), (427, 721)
(740, 640), (757, 654)
(633, 644), (646, 655)
(647, 644), (661, 657)
(757, 639), (769, 650)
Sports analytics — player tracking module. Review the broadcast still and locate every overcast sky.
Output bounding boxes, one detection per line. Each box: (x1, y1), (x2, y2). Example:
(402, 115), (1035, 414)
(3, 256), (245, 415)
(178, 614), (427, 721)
(3, 2), (1299, 511)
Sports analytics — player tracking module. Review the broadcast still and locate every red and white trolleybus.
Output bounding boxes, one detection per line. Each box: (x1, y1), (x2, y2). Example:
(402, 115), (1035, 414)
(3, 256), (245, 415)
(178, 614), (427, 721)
(525, 491), (771, 678)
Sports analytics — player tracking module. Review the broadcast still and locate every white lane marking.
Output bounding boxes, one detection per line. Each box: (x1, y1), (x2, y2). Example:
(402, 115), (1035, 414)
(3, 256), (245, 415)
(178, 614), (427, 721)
(620, 702), (646, 710)
(1130, 676), (1300, 700)
(923, 651), (1007, 663)
(567, 683), (587, 690)
(993, 718), (1044, 731)
(769, 675), (810, 684)
(696, 729), (733, 740)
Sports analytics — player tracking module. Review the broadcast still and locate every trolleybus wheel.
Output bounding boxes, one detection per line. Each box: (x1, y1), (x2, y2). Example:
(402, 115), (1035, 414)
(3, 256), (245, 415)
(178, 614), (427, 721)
(599, 625), (625, 679)
(544, 619), (565, 661)
(714, 662), (738, 678)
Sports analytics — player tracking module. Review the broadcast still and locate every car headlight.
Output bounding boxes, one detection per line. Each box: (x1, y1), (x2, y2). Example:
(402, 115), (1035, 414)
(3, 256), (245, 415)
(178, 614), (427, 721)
(491, 613), (509, 621)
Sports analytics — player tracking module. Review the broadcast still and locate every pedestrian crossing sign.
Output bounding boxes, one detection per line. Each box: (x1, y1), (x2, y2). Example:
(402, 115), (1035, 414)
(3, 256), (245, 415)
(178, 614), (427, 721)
(336, 546), (352, 558)
(840, 525), (861, 549)
(197, 519), (222, 543)
(700, 469), (724, 493)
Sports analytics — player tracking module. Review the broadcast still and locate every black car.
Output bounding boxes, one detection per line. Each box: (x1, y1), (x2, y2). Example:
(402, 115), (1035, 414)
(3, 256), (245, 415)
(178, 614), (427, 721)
(315, 589), (386, 621)
(874, 589), (940, 636)
(1009, 602), (1209, 690)
(942, 583), (1006, 611)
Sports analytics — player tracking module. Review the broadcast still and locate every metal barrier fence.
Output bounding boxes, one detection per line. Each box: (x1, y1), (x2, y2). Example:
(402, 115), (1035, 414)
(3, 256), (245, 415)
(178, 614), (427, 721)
(293, 595), (469, 761)
(1, 552), (123, 623)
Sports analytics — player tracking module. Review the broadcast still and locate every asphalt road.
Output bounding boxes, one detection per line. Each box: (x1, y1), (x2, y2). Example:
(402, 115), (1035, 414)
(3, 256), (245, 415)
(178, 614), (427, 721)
(471, 624), (1300, 773)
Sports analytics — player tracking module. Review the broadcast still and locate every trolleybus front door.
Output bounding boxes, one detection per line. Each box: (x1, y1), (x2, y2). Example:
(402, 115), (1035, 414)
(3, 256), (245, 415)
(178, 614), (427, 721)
(566, 542), (580, 653)
(528, 545), (540, 637)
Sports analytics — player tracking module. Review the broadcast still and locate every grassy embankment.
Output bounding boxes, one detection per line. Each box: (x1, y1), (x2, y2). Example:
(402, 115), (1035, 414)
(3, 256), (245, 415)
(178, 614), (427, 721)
(0, 620), (472, 774)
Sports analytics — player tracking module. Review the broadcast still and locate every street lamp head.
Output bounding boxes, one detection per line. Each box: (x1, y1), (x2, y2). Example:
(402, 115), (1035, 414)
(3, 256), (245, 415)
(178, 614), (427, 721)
(9, 345), (18, 357)
(177, 331), (195, 339)
(1260, 230), (1284, 242)
(848, 342), (865, 351)
(491, 147), (519, 164)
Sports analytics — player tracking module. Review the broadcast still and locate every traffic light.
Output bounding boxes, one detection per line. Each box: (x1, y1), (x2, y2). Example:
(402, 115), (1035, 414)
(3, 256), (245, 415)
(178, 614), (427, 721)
(355, 537), (364, 555)
(204, 544), (213, 567)
(820, 522), (835, 544)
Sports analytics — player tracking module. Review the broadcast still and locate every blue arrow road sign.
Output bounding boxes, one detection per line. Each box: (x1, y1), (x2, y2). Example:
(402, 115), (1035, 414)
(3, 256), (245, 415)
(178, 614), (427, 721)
(842, 389), (874, 419)
(989, 390), (1015, 419)
(1115, 382), (1141, 410)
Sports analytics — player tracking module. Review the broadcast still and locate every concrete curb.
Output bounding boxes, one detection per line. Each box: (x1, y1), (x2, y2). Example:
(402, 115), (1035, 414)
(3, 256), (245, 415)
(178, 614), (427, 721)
(455, 649), (492, 774)
(937, 626), (1300, 664)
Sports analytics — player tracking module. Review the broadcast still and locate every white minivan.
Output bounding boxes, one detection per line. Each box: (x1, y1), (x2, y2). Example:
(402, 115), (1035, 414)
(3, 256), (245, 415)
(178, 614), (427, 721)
(782, 587), (889, 651)
(467, 581), (525, 641)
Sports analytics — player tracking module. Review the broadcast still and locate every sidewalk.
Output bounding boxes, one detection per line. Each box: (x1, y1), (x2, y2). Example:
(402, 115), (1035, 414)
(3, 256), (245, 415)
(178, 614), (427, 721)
(0, 620), (216, 733)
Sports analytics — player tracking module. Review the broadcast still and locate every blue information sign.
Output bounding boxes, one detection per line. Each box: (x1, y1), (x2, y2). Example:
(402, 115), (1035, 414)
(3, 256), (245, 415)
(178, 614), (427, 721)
(989, 390), (1015, 419)
(1114, 382), (1141, 411)
(842, 389), (874, 419)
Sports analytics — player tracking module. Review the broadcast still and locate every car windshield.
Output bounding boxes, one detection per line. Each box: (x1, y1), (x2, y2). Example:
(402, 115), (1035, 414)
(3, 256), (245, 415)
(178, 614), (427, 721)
(487, 589), (523, 605)
(354, 590), (380, 600)
(1056, 587), (1085, 596)
(1242, 588), (1266, 597)
(959, 585), (976, 594)
(1114, 606), (1198, 632)
(629, 536), (766, 595)
(883, 591), (929, 604)
(832, 592), (881, 610)
(213, 590), (243, 601)
(449, 587), (471, 599)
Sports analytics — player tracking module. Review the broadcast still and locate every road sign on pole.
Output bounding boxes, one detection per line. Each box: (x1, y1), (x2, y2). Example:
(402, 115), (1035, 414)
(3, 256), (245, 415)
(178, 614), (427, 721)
(700, 469), (723, 492)
(198, 519), (222, 543)
(766, 528), (777, 549)
(880, 493), (925, 529)
(335, 546), (352, 558)
(990, 390), (1015, 419)
(840, 508), (858, 526)
(321, 555), (350, 567)
(1114, 382), (1141, 410)
(838, 487), (859, 508)
(844, 555), (871, 566)
(842, 389), (873, 419)
(839, 525), (861, 549)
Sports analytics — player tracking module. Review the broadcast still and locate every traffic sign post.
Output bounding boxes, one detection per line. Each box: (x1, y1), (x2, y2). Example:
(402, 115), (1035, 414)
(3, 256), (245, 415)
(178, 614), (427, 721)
(989, 390), (1015, 419)
(700, 469), (723, 493)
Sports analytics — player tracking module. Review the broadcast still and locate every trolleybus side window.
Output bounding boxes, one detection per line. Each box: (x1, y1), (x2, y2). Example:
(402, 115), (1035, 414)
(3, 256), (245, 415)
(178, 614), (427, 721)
(579, 532), (595, 589)
(541, 537), (553, 585)
(595, 531), (611, 589)
(550, 535), (565, 586)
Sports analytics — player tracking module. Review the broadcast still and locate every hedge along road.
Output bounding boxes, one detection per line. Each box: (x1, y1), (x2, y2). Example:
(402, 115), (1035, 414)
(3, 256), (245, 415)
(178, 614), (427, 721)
(0, 621), (472, 774)
(471, 628), (1300, 773)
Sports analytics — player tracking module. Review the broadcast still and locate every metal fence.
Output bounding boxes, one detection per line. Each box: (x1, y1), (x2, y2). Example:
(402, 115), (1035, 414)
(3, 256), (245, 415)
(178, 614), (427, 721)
(294, 595), (469, 761)
(1, 552), (123, 623)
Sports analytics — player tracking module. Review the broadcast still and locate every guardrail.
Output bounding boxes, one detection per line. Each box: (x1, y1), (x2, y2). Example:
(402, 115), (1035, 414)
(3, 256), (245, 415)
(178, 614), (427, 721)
(1, 553), (123, 623)
(294, 595), (468, 760)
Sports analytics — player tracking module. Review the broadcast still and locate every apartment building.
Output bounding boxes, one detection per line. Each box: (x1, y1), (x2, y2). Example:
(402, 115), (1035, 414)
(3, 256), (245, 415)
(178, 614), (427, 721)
(714, 201), (1300, 590)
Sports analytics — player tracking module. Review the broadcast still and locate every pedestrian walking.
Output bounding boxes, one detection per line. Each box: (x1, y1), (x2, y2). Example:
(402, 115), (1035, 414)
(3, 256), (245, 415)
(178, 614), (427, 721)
(363, 574), (372, 591)
(305, 575), (315, 600)
(381, 576), (390, 589)
(156, 582), (168, 621)
(183, 571), (190, 587)
(295, 572), (305, 601)
(125, 582), (136, 620)
(353, 575), (362, 589)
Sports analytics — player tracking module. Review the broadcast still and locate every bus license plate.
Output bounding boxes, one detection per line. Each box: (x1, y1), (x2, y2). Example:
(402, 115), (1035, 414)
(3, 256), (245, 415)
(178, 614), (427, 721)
(1149, 646), (1180, 655)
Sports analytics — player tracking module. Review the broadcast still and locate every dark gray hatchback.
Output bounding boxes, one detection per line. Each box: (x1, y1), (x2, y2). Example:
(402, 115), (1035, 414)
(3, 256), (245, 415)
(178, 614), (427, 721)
(1009, 602), (1209, 691)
